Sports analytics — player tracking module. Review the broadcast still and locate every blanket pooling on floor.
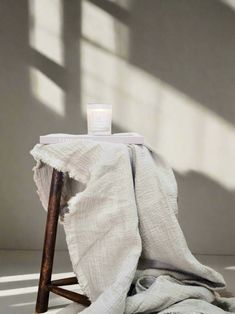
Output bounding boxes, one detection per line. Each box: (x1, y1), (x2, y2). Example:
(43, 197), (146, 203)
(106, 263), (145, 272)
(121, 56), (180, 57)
(31, 141), (235, 313)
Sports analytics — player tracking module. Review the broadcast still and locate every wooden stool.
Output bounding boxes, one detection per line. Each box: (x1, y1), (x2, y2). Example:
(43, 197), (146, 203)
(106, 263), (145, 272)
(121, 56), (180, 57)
(35, 134), (145, 312)
(35, 169), (91, 313)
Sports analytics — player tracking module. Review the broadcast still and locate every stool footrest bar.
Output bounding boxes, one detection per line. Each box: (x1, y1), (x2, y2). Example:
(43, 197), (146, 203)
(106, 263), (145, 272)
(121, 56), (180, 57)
(48, 285), (91, 306)
(51, 276), (78, 286)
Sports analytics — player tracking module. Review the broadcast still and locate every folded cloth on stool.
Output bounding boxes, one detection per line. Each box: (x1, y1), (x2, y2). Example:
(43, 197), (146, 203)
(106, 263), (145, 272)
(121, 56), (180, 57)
(31, 140), (235, 314)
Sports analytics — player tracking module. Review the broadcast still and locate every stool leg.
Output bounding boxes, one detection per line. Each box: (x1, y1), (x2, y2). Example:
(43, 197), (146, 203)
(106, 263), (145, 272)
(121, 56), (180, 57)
(35, 169), (64, 313)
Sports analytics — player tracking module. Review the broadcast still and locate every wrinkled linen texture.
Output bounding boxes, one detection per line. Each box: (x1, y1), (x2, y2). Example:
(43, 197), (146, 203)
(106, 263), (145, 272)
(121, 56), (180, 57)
(31, 141), (235, 314)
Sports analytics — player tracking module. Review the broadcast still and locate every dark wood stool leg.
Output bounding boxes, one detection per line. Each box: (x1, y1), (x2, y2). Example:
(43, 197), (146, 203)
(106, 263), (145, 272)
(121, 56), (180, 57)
(35, 169), (64, 313)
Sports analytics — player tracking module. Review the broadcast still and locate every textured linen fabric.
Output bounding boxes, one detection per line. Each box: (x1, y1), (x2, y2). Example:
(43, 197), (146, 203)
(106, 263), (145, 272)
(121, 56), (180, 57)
(30, 141), (235, 314)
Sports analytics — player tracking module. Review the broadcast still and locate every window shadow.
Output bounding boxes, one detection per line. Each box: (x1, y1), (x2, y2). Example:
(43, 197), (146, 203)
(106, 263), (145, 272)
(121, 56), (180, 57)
(129, 0), (235, 126)
(175, 170), (235, 255)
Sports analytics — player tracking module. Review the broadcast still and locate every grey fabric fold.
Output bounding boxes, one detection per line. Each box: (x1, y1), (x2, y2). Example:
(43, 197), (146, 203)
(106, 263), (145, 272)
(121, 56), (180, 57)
(31, 140), (235, 313)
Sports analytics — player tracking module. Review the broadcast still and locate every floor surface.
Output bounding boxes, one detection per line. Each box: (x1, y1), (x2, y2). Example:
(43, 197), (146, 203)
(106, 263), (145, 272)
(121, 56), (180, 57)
(1, 251), (235, 314)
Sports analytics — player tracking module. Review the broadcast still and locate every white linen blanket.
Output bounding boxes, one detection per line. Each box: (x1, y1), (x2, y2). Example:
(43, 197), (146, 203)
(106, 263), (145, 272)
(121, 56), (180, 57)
(31, 140), (235, 314)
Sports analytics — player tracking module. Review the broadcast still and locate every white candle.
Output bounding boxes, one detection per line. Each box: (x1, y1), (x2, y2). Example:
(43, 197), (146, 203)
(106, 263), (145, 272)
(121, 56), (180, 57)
(87, 104), (112, 135)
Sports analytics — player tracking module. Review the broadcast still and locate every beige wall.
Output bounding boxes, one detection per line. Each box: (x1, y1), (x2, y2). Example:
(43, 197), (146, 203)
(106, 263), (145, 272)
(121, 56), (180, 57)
(0, 0), (235, 254)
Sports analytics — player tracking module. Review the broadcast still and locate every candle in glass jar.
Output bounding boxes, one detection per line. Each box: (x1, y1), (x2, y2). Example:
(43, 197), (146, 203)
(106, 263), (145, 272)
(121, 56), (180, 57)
(87, 104), (112, 135)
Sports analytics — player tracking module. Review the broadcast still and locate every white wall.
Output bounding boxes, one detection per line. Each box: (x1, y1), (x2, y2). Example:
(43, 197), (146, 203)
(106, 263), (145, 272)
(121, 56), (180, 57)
(0, 0), (235, 254)
(0, 0), (84, 250)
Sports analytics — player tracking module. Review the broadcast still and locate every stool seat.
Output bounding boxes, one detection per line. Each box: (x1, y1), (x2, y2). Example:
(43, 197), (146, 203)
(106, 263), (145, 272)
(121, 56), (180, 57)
(39, 133), (145, 144)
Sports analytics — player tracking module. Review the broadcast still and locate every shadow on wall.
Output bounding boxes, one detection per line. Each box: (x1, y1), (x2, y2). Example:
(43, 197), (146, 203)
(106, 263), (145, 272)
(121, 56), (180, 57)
(0, 0), (86, 250)
(130, 0), (235, 125)
(128, 0), (235, 254)
(0, 0), (234, 255)
(176, 170), (235, 255)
